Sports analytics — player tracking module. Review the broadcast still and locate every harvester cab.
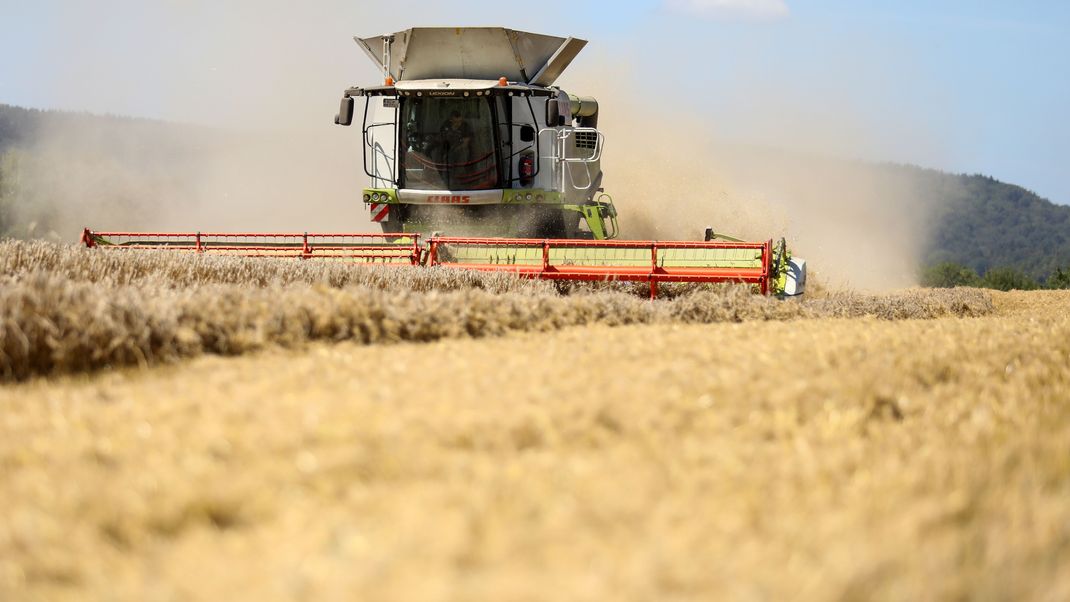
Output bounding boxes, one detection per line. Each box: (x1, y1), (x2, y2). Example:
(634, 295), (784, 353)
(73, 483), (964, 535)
(81, 26), (806, 299)
(335, 27), (617, 240)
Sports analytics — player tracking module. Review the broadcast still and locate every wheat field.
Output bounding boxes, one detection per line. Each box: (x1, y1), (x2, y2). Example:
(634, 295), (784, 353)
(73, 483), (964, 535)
(1, 241), (991, 381)
(1, 241), (1068, 601)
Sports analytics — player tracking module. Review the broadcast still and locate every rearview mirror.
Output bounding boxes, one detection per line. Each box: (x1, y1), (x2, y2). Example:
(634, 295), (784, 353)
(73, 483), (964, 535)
(520, 125), (535, 142)
(335, 97), (354, 126)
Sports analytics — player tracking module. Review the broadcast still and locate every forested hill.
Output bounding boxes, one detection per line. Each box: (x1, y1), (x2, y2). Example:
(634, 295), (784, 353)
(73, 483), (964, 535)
(910, 167), (1070, 279)
(2, 103), (1069, 278)
(0, 103), (46, 152)
(0, 103), (157, 151)
(1, 103), (200, 151)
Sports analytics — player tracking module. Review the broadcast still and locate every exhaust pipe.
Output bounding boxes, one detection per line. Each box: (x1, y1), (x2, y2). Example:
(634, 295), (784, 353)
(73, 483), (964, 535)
(568, 94), (598, 128)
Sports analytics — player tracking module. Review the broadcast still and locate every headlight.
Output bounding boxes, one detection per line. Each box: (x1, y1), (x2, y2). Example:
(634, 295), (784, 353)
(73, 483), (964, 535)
(525, 193), (533, 201)
(371, 192), (381, 202)
(515, 193), (523, 201)
(363, 193), (371, 202)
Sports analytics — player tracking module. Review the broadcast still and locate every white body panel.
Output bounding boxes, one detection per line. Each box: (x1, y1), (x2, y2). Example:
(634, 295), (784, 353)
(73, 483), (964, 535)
(395, 79), (500, 91)
(397, 189), (503, 205)
(784, 257), (807, 296)
(366, 97), (397, 189)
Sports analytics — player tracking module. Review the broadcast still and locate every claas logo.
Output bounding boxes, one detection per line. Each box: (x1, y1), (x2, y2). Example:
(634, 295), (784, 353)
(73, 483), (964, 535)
(426, 195), (471, 204)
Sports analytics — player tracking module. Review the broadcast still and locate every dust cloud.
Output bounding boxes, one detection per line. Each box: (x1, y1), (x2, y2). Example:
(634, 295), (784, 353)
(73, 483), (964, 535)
(591, 69), (941, 290)
(5, 107), (371, 238)
(3, 2), (382, 238)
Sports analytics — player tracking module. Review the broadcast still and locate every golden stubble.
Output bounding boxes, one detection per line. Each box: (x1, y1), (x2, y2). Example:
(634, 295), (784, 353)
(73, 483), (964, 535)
(0, 288), (1067, 601)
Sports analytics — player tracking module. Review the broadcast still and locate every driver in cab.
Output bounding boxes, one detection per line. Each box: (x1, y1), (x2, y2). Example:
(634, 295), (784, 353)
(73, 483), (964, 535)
(439, 110), (473, 164)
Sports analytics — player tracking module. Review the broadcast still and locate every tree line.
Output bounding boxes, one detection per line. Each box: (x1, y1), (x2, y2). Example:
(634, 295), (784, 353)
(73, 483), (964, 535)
(921, 261), (1070, 291)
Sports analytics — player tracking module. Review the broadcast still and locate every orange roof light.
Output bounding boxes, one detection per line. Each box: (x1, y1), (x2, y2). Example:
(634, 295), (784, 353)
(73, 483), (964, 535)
(385, 76), (395, 86)
(498, 77), (508, 87)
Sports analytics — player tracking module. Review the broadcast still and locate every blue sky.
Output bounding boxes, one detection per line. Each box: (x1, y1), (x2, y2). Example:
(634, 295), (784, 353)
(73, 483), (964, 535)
(1, 0), (1068, 203)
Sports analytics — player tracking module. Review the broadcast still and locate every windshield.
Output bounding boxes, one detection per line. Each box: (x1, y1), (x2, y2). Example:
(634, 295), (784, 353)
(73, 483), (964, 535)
(399, 97), (500, 190)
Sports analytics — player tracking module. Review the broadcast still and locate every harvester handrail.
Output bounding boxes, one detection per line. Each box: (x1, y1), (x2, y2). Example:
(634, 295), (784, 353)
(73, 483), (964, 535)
(557, 127), (604, 163)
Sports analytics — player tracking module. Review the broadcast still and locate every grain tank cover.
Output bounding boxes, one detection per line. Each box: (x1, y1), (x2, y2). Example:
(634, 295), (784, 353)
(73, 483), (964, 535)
(356, 27), (587, 86)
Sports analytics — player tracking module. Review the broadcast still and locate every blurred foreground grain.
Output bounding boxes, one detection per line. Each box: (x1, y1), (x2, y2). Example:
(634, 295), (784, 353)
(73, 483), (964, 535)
(1, 282), (1068, 601)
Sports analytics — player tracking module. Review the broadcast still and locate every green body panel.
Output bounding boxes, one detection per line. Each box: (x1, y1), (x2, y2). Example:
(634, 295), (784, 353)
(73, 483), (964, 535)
(500, 189), (563, 204)
(774, 252), (790, 292)
(366, 188), (619, 240)
(363, 188), (399, 203)
(577, 205), (607, 239)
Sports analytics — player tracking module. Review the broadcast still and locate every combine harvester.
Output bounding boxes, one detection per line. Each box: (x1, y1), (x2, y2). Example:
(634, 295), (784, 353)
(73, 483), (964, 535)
(81, 27), (805, 298)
